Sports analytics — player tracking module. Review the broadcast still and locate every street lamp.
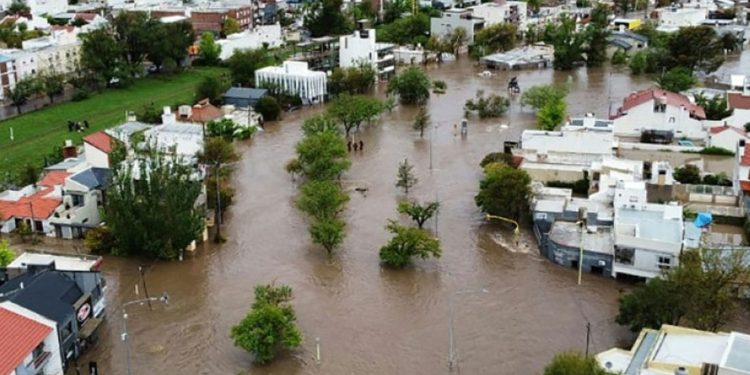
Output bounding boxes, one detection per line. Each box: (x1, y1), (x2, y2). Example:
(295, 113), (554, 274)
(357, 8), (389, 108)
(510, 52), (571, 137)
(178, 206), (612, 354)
(576, 219), (587, 286)
(122, 292), (170, 375)
(484, 214), (520, 247)
(448, 288), (489, 371)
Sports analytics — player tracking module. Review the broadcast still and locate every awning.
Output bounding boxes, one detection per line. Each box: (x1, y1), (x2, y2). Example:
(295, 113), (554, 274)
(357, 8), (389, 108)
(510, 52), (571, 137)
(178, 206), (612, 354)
(79, 317), (103, 340)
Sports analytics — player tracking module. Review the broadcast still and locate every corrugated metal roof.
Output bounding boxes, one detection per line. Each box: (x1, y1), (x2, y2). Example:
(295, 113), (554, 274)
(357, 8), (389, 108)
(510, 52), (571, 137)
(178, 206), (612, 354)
(0, 305), (52, 375)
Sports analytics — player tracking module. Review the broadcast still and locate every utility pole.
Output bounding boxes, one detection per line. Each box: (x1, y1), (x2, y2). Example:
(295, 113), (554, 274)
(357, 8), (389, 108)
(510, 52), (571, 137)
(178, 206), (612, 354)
(138, 266), (152, 310)
(449, 288), (490, 371)
(122, 293), (170, 375)
(214, 162), (222, 243)
(585, 322), (592, 357)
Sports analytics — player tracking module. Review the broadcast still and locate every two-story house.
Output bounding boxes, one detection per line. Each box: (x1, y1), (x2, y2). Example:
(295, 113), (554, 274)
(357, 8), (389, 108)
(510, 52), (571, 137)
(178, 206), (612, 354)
(613, 89), (707, 141)
(0, 301), (63, 375)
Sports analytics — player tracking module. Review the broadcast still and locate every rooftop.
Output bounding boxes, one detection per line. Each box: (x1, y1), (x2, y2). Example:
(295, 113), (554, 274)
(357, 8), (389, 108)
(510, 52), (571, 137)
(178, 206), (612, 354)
(0, 271), (83, 326)
(70, 167), (110, 190)
(615, 205), (683, 245)
(521, 129), (615, 155)
(548, 222), (614, 255)
(618, 89), (706, 119)
(728, 92), (750, 110)
(7, 251), (103, 272)
(709, 125), (747, 136)
(83, 131), (114, 154)
(224, 87), (268, 100)
(0, 304), (53, 375)
(722, 333), (750, 373)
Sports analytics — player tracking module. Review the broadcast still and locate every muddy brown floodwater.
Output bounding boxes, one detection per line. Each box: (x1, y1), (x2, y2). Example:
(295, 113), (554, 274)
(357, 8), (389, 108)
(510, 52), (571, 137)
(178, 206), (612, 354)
(75, 57), (747, 375)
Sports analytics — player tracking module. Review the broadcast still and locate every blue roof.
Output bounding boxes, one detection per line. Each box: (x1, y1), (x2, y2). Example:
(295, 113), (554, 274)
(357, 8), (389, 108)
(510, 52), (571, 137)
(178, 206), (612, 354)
(0, 272), (82, 326)
(71, 167), (111, 190)
(224, 87), (268, 100)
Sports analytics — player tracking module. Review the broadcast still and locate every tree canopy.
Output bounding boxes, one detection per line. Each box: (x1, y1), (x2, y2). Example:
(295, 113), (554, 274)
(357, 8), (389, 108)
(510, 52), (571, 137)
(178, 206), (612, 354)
(0, 240), (15, 267)
(327, 94), (384, 136)
(227, 48), (274, 86)
(398, 200), (439, 229)
(656, 67), (696, 92)
(695, 94), (733, 121)
(198, 32), (222, 65)
(617, 248), (750, 332)
(475, 163), (532, 221)
(379, 220), (441, 267)
(103, 152), (204, 259)
(544, 352), (613, 375)
(388, 66), (431, 105)
(231, 284), (303, 363)
(304, 0), (353, 37)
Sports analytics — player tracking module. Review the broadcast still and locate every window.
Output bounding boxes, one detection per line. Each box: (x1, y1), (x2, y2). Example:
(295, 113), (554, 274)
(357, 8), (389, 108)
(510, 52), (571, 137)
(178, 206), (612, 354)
(657, 256), (671, 270)
(654, 103), (666, 113)
(71, 194), (84, 207)
(615, 247), (635, 265)
(535, 213), (548, 220)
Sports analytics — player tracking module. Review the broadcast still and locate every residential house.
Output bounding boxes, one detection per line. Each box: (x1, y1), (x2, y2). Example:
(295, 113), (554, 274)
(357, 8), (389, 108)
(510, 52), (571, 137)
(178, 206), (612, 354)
(223, 87), (268, 108)
(0, 264), (106, 372)
(0, 53), (17, 100)
(105, 115), (153, 150)
(612, 183), (684, 279)
(430, 8), (485, 46)
(656, 6), (709, 32)
(148, 4), (253, 35)
(0, 0), (67, 16)
(468, 0), (528, 30)
(217, 24), (283, 60)
(598, 324), (750, 375)
(82, 131), (115, 169)
(178, 98), (224, 124)
(143, 109), (204, 163)
(0, 171), (66, 235)
(255, 61), (327, 103)
(518, 126), (616, 182)
(608, 31), (649, 51)
(613, 89), (707, 141)
(709, 124), (749, 152)
(339, 21), (395, 81)
(47, 167), (110, 239)
(733, 140), (750, 196)
(0, 302), (63, 375)
(289, 36), (340, 72)
(724, 76), (750, 128)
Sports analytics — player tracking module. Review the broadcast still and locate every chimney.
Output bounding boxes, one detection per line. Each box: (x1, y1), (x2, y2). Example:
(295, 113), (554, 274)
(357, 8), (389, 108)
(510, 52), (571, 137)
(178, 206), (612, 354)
(161, 106), (176, 125)
(126, 111), (137, 122)
(62, 140), (77, 158)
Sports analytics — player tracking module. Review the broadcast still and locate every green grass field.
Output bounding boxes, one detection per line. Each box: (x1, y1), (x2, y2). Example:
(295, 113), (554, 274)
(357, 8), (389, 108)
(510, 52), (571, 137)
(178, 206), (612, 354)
(0, 67), (226, 178)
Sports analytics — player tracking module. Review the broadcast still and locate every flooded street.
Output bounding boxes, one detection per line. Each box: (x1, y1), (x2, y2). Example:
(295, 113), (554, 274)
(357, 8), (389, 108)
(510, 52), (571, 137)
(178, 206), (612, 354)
(78, 59), (732, 374)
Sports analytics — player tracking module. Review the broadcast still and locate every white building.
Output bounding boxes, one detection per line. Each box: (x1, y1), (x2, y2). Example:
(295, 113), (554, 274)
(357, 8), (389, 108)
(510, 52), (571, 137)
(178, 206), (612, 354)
(656, 6), (709, 32)
(613, 182), (684, 279)
(255, 60), (327, 103)
(0, 172), (65, 236)
(339, 24), (395, 80)
(0, 0), (67, 16)
(724, 76), (750, 128)
(468, 0), (528, 30)
(47, 166), (110, 240)
(613, 89), (707, 141)
(217, 24), (283, 60)
(82, 131), (114, 169)
(519, 128), (616, 182)
(708, 125), (749, 152)
(143, 108), (204, 163)
(598, 324), (750, 375)
(733, 140), (750, 195)
(430, 8), (485, 45)
(0, 302), (63, 375)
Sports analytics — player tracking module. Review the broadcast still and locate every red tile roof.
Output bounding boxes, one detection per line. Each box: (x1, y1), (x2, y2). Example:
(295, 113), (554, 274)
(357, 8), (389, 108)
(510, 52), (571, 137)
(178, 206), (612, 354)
(0, 187), (62, 221)
(709, 125), (747, 137)
(38, 171), (70, 187)
(728, 92), (750, 110)
(741, 143), (750, 166)
(84, 131), (113, 154)
(74, 13), (97, 21)
(186, 99), (223, 123)
(0, 306), (52, 375)
(618, 89), (706, 119)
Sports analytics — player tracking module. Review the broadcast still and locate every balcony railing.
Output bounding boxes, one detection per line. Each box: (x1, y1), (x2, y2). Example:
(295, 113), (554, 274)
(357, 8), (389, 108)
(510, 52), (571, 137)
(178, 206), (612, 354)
(28, 351), (51, 372)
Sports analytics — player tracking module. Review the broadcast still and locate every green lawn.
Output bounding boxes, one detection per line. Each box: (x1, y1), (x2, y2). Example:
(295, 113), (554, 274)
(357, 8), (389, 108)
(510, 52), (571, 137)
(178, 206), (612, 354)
(0, 66), (226, 178)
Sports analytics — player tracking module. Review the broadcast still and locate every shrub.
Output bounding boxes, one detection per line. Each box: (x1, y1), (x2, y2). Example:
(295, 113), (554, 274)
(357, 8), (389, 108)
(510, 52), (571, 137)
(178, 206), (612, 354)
(84, 226), (116, 255)
(699, 146), (734, 156)
(255, 96), (281, 121)
(72, 90), (90, 102)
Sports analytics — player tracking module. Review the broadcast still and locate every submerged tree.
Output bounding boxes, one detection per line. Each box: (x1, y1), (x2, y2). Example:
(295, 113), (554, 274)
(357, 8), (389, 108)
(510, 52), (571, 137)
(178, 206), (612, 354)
(104, 151), (204, 259)
(464, 90), (509, 119)
(398, 200), (439, 229)
(475, 163), (532, 221)
(413, 106), (431, 138)
(231, 284), (303, 363)
(327, 94), (384, 137)
(379, 220), (441, 267)
(544, 352), (613, 375)
(388, 66), (431, 105)
(396, 158), (418, 194)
